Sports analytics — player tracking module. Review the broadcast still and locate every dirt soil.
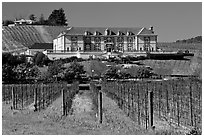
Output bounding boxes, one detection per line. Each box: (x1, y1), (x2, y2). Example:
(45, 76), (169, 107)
(2, 90), (189, 135)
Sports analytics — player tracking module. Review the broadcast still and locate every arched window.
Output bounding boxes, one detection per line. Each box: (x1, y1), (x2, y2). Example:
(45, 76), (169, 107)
(127, 37), (133, 43)
(117, 37), (124, 43)
(94, 37), (101, 43)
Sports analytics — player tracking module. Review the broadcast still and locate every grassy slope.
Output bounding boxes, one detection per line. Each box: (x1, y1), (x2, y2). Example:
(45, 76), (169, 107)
(156, 43), (202, 77)
(81, 60), (108, 76)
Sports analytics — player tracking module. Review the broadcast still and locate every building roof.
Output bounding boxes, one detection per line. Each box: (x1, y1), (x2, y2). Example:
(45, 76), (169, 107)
(29, 43), (53, 49)
(61, 27), (156, 36)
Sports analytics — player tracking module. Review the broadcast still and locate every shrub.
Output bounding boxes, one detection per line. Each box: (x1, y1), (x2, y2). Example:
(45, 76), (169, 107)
(27, 65), (41, 83)
(13, 63), (31, 83)
(102, 66), (131, 79)
(2, 53), (27, 66)
(46, 60), (64, 82)
(64, 62), (86, 83)
(102, 66), (118, 79)
(134, 67), (154, 79)
(2, 64), (16, 84)
(33, 52), (51, 66)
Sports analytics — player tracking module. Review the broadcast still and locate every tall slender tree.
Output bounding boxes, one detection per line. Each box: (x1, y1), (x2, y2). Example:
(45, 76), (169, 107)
(38, 14), (46, 25)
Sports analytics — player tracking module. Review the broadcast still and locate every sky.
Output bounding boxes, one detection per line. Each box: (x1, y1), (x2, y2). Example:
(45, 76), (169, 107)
(2, 2), (202, 42)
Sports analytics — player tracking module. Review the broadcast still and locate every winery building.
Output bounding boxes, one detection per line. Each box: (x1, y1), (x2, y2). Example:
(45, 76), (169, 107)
(53, 26), (158, 54)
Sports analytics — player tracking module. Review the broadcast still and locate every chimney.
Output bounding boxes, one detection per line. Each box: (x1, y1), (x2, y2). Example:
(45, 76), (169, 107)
(149, 26), (154, 33)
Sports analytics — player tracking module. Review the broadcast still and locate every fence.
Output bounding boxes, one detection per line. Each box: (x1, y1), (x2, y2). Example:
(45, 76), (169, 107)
(3, 83), (66, 111)
(2, 78), (202, 130)
(102, 78), (202, 130)
(62, 81), (79, 116)
(102, 81), (151, 129)
(152, 78), (202, 130)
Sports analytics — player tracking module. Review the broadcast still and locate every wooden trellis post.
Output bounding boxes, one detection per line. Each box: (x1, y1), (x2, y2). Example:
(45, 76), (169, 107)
(148, 90), (154, 129)
(98, 90), (103, 123)
(34, 86), (38, 111)
(62, 89), (65, 116)
(11, 86), (15, 110)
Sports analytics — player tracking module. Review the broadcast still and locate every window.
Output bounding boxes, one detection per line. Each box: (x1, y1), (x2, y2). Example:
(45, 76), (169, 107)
(71, 36), (78, 41)
(67, 47), (69, 51)
(94, 37), (101, 43)
(85, 44), (91, 51)
(127, 37), (133, 43)
(71, 36), (78, 47)
(117, 37), (124, 52)
(84, 37), (91, 51)
(94, 37), (101, 51)
(127, 43), (133, 51)
(144, 37), (150, 43)
(105, 37), (113, 43)
(144, 37), (150, 51)
(118, 43), (124, 51)
(95, 43), (101, 51)
(117, 37), (124, 43)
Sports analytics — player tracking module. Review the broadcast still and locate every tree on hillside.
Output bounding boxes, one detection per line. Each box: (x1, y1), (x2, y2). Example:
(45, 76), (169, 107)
(176, 36), (202, 43)
(37, 14), (49, 25)
(48, 8), (68, 26)
(2, 20), (14, 26)
(29, 14), (36, 21)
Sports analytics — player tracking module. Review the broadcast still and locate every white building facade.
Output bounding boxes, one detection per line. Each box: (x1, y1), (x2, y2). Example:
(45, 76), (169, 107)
(53, 27), (158, 53)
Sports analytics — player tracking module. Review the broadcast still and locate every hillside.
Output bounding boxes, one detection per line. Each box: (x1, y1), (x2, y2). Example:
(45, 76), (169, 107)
(175, 36), (202, 43)
(154, 43), (201, 78)
(2, 25), (69, 53)
(157, 42), (202, 52)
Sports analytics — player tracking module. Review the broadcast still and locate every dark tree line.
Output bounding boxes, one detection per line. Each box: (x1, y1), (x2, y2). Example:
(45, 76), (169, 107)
(3, 8), (68, 26)
(2, 52), (87, 84)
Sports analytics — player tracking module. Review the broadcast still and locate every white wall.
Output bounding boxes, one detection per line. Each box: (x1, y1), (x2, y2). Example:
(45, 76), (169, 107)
(54, 36), (65, 51)
(137, 36), (157, 51)
(53, 39), (57, 51)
